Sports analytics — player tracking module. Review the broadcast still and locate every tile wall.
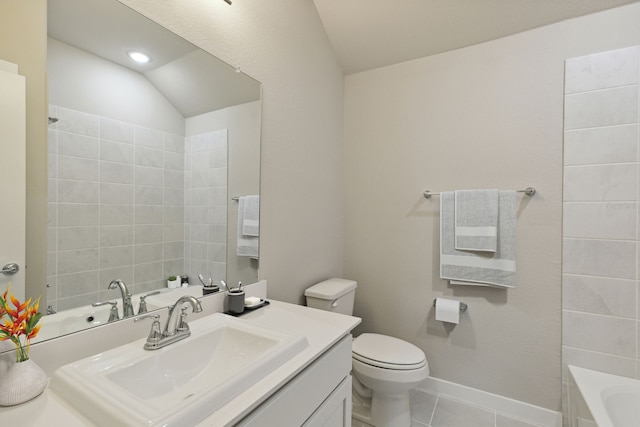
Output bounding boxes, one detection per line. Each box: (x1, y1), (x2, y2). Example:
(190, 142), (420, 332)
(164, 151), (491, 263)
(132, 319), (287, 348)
(184, 129), (228, 283)
(562, 46), (640, 379)
(47, 106), (186, 311)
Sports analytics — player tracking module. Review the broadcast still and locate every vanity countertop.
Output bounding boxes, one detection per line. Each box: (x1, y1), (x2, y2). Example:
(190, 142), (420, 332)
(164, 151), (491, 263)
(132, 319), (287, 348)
(0, 300), (361, 426)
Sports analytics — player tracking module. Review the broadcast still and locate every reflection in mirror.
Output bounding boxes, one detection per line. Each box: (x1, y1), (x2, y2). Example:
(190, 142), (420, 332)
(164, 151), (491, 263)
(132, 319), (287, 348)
(36, 0), (261, 343)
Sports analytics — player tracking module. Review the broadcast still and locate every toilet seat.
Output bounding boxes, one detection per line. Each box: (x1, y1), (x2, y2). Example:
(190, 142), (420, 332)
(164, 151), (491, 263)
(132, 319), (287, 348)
(352, 333), (426, 370)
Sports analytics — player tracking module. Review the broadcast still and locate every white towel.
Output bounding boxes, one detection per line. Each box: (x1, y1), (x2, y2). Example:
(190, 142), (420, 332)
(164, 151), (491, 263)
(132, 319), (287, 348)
(236, 197), (259, 259)
(241, 195), (260, 236)
(454, 189), (499, 252)
(440, 190), (517, 288)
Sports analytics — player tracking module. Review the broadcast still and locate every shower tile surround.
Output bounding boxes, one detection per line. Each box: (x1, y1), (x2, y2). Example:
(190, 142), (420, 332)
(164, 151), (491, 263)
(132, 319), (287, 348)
(47, 106), (227, 311)
(562, 46), (640, 387)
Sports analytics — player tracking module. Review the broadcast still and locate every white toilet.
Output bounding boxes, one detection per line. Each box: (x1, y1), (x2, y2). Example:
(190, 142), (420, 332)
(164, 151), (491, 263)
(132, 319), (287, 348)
(305, 278), (429, 427)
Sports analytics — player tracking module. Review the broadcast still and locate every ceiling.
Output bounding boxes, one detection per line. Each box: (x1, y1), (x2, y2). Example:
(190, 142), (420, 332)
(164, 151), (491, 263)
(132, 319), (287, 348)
(48, 0), (260, 117)
(313, 0), (640, 74)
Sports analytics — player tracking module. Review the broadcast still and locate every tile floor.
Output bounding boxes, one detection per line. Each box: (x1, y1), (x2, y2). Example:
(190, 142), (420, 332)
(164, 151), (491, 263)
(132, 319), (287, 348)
(352, 389), (544, 427)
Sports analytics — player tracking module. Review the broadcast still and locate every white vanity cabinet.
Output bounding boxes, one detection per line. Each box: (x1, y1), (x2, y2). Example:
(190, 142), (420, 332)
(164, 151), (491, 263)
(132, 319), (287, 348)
(238, 335), (353, 427)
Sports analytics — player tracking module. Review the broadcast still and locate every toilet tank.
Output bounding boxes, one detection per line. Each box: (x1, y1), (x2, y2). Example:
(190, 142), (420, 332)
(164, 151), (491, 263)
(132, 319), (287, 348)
(304, 278), (357, 315)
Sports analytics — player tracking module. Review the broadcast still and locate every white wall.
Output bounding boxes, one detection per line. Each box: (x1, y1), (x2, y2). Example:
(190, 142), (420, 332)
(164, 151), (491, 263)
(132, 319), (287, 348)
(562, 46), (640, 379)
(48, 38), (184, 135)
(344, 3), (640, 411)
(119, 0), (346, 303)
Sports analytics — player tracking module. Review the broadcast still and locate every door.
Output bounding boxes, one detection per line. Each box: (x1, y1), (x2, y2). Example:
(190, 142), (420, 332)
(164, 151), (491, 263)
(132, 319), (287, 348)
(0, 59), (26, 300)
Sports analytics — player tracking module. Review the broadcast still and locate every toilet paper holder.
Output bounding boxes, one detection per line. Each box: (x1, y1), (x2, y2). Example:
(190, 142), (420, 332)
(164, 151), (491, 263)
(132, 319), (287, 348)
(433, 299), (467, 313)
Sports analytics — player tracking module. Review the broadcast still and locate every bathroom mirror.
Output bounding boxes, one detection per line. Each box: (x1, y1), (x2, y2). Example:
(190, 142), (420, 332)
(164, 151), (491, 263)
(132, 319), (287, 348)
(15, 0), (261, 346)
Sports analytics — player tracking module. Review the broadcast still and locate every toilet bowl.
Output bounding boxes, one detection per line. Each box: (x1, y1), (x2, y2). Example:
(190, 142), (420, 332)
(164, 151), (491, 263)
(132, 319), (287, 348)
(351, 333), (429, 426)
(305, 279), (429, 427)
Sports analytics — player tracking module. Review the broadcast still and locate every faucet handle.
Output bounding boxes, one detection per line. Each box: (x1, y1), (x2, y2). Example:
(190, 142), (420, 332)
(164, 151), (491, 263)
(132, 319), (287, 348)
(176, 307), (190, 333)
(135, 314), (162, 346)
(137, 291), (161, 314)
(92, 301), (120, 322)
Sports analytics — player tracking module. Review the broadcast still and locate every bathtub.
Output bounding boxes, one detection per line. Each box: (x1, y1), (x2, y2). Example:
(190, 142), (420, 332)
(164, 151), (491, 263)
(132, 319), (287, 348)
(568, 365), (640, 427)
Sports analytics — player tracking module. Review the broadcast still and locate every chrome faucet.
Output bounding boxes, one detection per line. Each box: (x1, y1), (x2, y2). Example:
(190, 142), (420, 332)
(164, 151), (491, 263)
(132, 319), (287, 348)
(137, 290), (161, 315)
(108, 279), (134, 318)
(135, 295), (203, 350)
(91, 300), (120, 322)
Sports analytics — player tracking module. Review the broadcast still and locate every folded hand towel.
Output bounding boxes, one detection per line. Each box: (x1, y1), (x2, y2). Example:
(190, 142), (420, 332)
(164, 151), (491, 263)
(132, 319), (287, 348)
(440, 190), (517, 288)
(237, 197), (259, 259)
(454, 189), (499, 252)
(240, 195), (260, 237)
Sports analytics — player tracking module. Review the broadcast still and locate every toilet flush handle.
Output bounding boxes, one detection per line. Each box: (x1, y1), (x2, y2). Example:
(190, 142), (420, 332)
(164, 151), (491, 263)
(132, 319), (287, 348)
(331, 300), (339, 308)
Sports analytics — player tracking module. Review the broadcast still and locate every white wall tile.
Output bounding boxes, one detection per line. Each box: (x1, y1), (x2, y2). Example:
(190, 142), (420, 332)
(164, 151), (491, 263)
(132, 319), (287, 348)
(135, 126), (164, 149)
(164, 188), (184, 205)
(134, 261), (163, 283)
(565, 46), (639, 94)
(57, 248), (99, 275)
(562, 274), (636, 318)
(100, 226), (133, 247)
(564, 86), (638, 130)
(563, 310), (636, 357)
(100, 246), (134, 269)
(57, 226), (99, 251)
(100, 204), (133, 226)
(563, 202), (636, 239)
(164, 170), (185, 188)
(563, 164), (637, 202)
(135, 205), (164, 225)
(164, 133), (185, 153)
(134, 225), (163, 244)
(135, 146), (164, 168)
(100, 183), (134, 204)
(101, 118), (134, 143)
(58, 180), (99, 203)
(57, 203), (99, 227)
(564, 124), (638, 166)
(99, 266), (134, 290)
(57, 271), (100, 297)
(58, 132), (100, 159)
(48, 106), (187, 311)
(100, 140), (134, 164)
(164, 151), (184, 171)
(57, 108), (100, 137)
(134, 243), (163, 264)
(135, 186), (163, 205)
(135, 165), (164, 187)
(562, 238), (636, 279)
(58, 156), (100, 181)
(563, 47), (640, 383)
(100, 161), (134, 184)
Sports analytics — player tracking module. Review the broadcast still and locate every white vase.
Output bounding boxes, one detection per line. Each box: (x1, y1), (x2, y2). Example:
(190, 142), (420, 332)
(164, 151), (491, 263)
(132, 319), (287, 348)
(0, 358), (48, 406)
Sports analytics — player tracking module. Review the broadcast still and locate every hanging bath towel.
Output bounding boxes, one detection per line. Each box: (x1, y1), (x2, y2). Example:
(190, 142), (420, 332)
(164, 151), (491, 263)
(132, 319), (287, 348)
(454, 189), (499, 252)
(440, 190), (517, 288)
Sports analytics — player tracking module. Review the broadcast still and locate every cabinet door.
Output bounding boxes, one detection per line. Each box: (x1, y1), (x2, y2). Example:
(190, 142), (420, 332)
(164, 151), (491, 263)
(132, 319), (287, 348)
(303, 376), (352, 427)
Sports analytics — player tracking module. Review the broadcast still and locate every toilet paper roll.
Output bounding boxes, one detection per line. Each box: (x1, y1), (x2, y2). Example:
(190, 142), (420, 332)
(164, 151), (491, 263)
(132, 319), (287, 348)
(435, 298), (460, 324)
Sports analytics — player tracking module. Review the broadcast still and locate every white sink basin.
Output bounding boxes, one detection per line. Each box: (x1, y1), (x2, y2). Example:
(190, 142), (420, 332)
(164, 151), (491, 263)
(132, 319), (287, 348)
(50, 312), (308, 427)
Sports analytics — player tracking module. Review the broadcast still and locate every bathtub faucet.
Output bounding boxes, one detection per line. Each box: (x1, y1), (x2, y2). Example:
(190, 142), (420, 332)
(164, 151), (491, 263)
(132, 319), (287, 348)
(108, 279), (134, 318)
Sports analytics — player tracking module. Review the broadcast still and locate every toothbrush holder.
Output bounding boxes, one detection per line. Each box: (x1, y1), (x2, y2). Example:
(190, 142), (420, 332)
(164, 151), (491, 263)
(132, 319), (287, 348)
(227, 289), (245, 314)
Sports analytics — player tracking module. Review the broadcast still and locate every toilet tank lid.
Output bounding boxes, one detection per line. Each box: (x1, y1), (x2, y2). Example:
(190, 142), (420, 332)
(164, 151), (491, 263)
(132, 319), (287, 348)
(304, 278), (357, 300)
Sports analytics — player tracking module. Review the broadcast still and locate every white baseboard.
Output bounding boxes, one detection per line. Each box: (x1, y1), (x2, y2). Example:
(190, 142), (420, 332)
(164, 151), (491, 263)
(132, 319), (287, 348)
(417, 377), (563, 427)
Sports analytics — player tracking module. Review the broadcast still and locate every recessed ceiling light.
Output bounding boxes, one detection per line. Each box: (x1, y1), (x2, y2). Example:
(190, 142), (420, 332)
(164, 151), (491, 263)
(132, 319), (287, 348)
(127, 51), (150, 64)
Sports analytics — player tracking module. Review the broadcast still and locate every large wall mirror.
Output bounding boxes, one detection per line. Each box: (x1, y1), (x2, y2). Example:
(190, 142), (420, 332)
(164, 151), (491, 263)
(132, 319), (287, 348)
(19, 0), (261, 345)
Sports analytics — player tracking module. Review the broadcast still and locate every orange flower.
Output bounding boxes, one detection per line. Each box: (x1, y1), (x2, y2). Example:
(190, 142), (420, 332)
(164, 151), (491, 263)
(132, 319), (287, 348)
(0, 285), (43, 362)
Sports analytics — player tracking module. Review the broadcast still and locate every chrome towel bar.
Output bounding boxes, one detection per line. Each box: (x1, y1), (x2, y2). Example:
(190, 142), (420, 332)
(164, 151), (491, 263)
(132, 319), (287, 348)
(423, 186), (536, 199)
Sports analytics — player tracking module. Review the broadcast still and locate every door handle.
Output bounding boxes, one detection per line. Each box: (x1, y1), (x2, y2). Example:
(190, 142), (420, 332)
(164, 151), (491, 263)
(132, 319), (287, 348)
(1, 263), (19, 275)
